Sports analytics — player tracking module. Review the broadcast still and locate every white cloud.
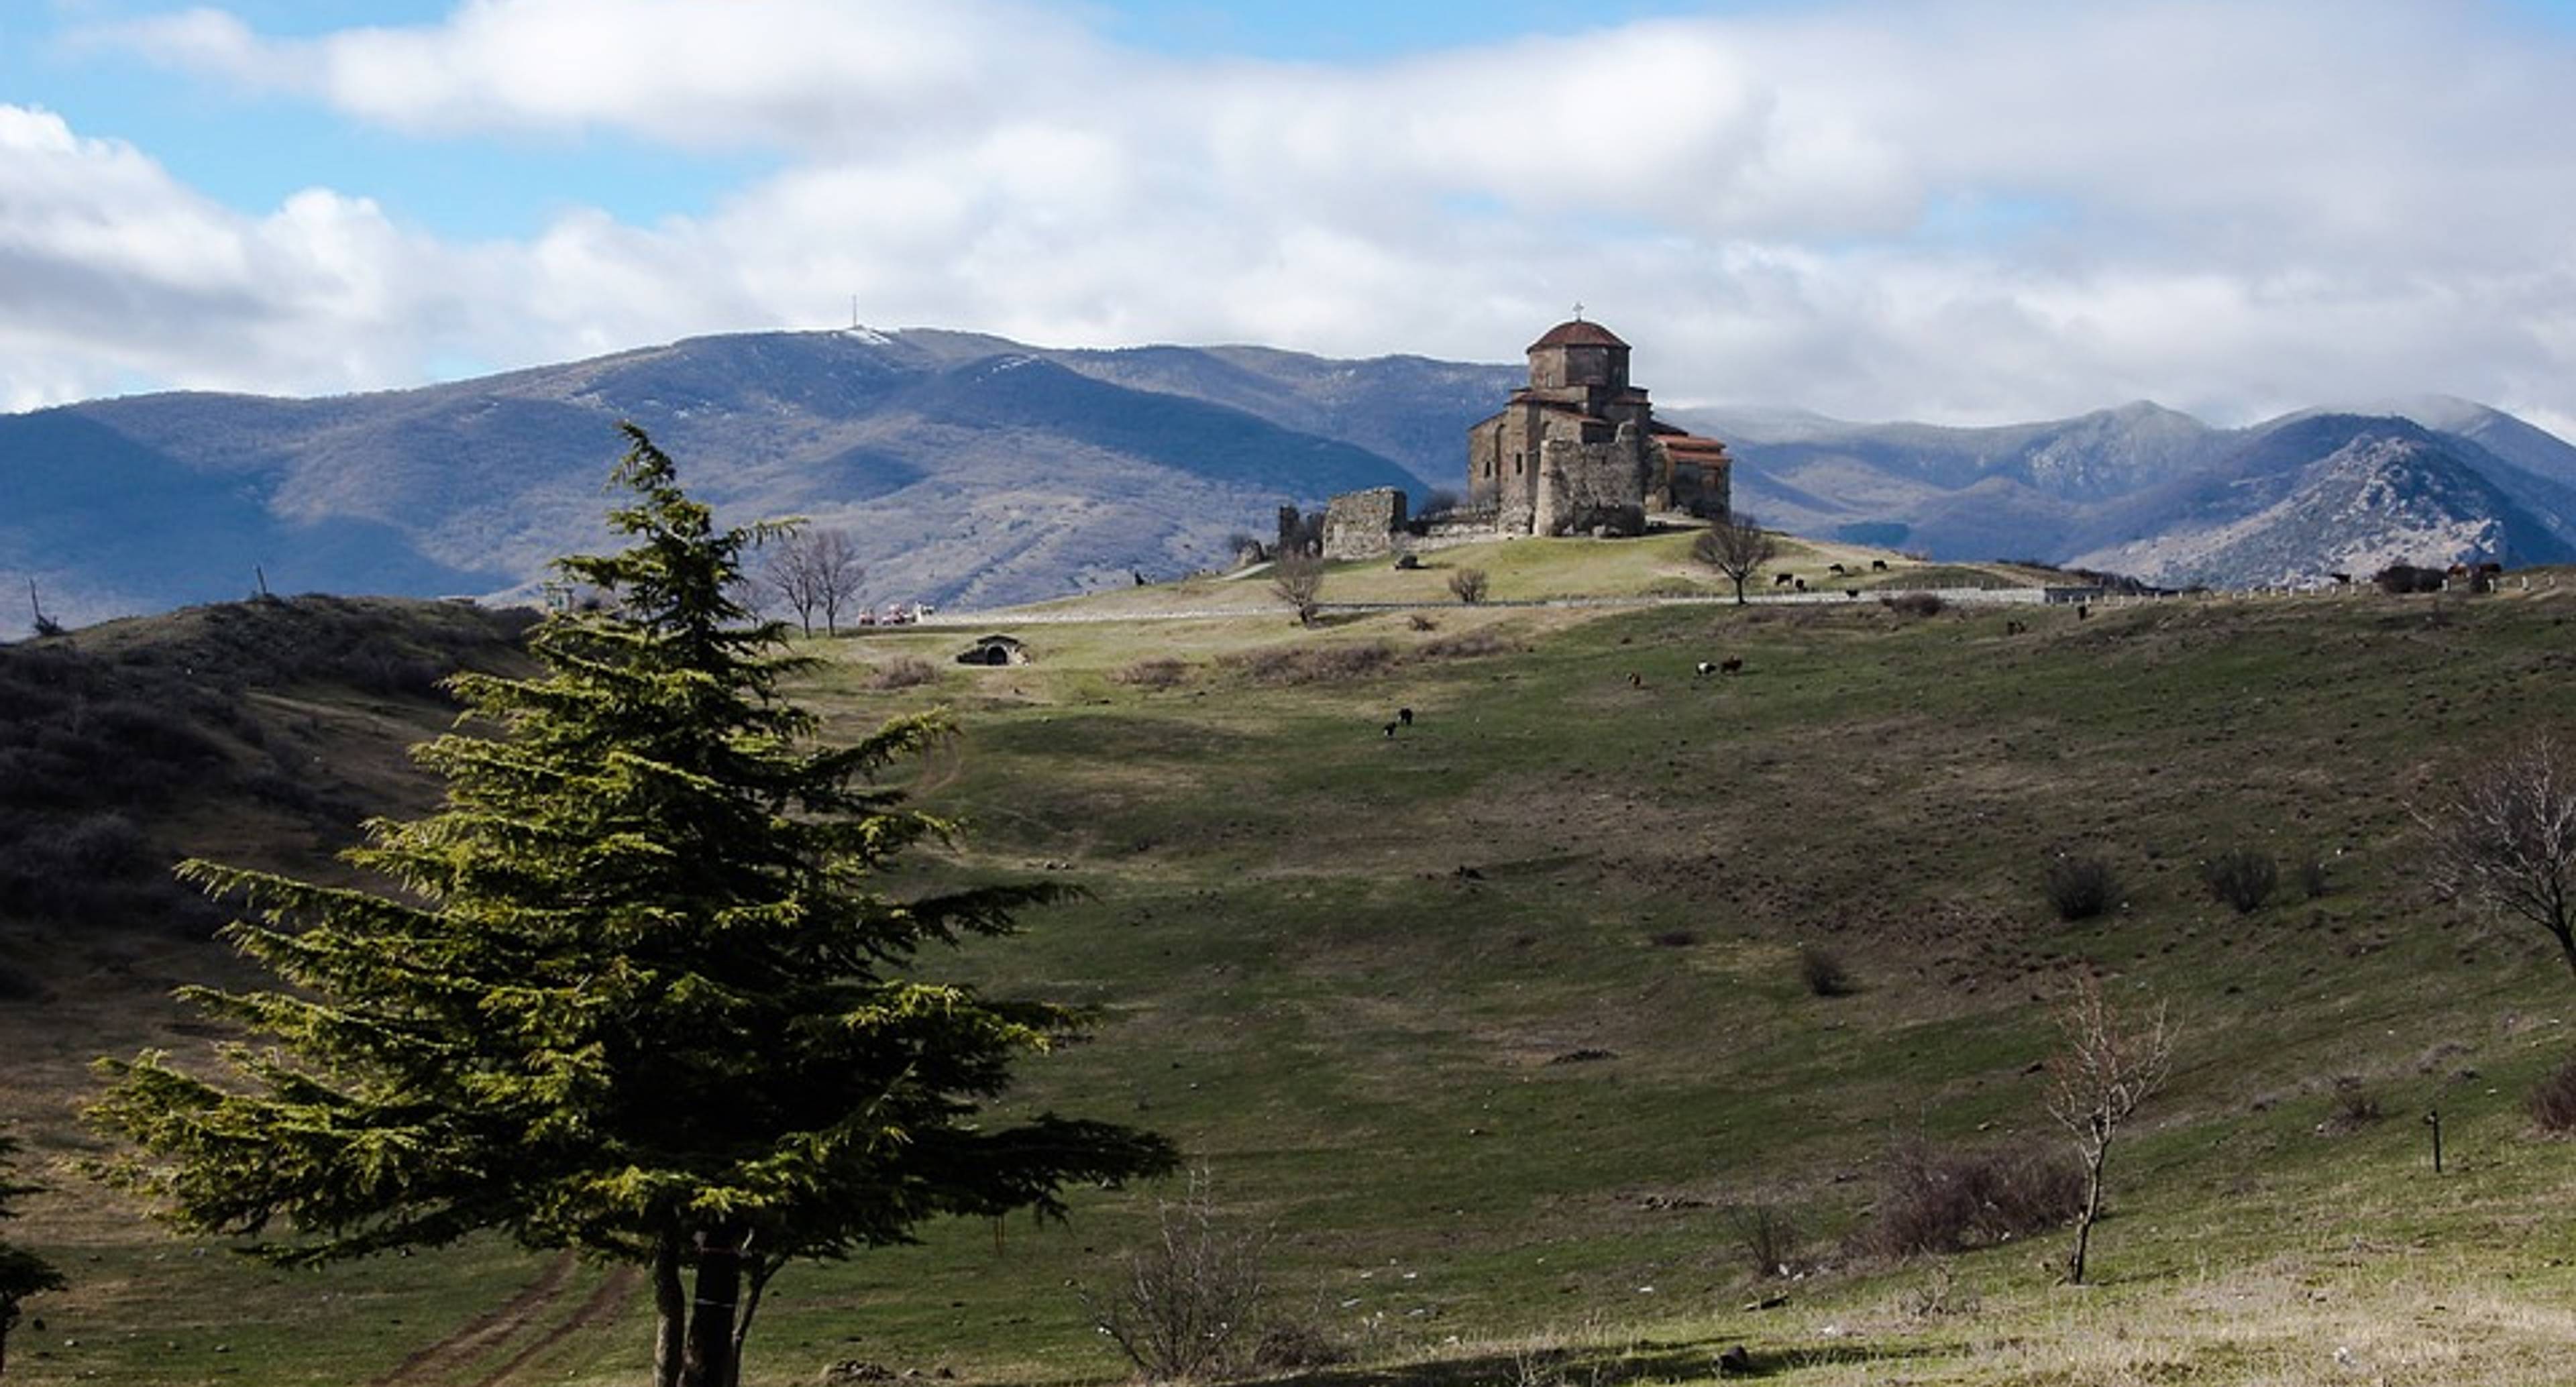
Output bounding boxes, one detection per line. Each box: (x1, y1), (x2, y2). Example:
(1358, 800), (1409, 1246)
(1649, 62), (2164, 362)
(16, 0), (2576, 433)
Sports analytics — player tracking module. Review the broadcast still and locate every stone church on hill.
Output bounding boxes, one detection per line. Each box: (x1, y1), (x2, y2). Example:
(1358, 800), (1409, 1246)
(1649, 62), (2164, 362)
(1468, 317), (1730, 537)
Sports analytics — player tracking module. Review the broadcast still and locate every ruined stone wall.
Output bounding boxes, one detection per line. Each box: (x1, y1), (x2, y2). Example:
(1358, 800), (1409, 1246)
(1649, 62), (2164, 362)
(1533, 431), (1647, 537)
(1321, 486), (1409, 560)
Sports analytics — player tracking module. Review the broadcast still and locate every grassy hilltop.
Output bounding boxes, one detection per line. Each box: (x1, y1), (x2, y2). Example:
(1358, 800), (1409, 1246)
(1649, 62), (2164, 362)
(9, 549), (2576, 1385)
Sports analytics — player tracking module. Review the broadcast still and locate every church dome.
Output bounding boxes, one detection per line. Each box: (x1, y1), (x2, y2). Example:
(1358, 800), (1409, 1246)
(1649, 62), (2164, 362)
(1527, 319), (1628, 352)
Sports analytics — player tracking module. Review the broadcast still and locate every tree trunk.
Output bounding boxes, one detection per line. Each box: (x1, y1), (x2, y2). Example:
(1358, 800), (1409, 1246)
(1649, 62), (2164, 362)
(653, 1227), (688, 1387)
(729, 1257), (784, 1387)
(1731, 575), (1747, 605)
(2551, 916), (2576, 977)
(2068, 1151), (2107, 1284)
(680, 1228), (745, 1387)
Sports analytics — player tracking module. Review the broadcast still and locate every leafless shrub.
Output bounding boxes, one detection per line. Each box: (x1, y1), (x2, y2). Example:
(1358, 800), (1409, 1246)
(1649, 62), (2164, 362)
(2298, 854), (2332, 900)
(1417, 629), (1510, 660)
(1448, 568), (1490, 604)
(2414, 730), (2576, 978)
(1080, 1174), (1271, 1383)
(1271, 552), (1324, 625)
(2530, 1054), (2576, 1133)
(1865, 1139), (2084, 1258)
(862, 657), (939, 690)
(1902, 1264), (1980, 1320)
(2324, 1076), (2383, 1131)
(1797, 944), (1855, 997)
(2200, 848), (2278, 913)
(1406, 614), (1439, 632)
(1690, 514), (1779, 604)
(2043, 854), (2120, 922)
(1881, 592), (1945, 618)
(1116, 659), (1189, 690)
(1650, 928), (1698, 948)
(1727, 1202), (1803, 1278)
(2046, 975), (2175, 1283)
(759, 526), (866, 635)
(1219, 643), (1397, 685)
(1244, 1311), (1350, 1374)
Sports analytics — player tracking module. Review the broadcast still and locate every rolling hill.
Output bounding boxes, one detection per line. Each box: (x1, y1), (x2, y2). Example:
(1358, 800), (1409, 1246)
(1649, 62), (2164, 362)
(10, 323), (2576, 637)
(11, 551), (2576, 1384)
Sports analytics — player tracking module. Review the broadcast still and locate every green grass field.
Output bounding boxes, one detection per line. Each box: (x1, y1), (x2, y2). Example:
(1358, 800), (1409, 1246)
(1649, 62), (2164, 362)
(11, 557), (2576, 1385)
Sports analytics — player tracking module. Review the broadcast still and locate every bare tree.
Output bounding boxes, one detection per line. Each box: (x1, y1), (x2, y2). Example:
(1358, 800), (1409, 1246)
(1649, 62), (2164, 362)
(759, 527), (866, 636)
(24, 579), (61, 639)
(1078, 1171), (1270, 1383)
(1691, 514), (1780, 604)
(2417, 730), (2576, 977)
(1271, 551), (1324, 626)
(1447, 567), (1489, 604)
(2044, 975), (2174, 1285)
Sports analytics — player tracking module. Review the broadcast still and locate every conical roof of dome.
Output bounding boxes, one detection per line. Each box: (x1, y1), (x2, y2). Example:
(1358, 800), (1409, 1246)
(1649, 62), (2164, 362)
(1526, 319), (1628, 352)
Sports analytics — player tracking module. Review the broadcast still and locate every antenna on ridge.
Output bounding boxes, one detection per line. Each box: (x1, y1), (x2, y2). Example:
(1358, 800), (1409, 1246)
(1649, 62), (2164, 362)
(851, 295), (859, 329)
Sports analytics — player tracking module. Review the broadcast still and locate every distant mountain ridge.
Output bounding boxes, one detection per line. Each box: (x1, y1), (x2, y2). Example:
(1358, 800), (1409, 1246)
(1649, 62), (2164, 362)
(6, 327), (2574, 634)
(1688, 395), (2576, 588)
(0, 329), (1453, 632)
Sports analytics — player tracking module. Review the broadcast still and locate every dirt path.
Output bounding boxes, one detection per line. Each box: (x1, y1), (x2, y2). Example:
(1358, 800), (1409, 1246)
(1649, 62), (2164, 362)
(464, 1265), (641, 1387)
(372, 1252), (639, 1387)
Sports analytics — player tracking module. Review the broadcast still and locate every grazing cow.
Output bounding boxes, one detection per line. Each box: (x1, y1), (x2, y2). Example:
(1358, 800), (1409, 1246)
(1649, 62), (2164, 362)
(2005, 619), (2027, 635)
(1720, 656), (1743, 675)
(1695, 661), (1717, 677)
(1845, 588), (1861, 599)
(2329, 572), (2353, 586)
(1397, 707), (1414, 726)
(1794, 578), (1807, 592)
(1828, 563), (1847, 575)
(1774, 572), (1796, 586)
(1871, 559), (1889, 571)
(2447, 563), (2471, 578)
(2077, 604), (2090, 620)
(1627, 671), (1644, 688)
(1383, 722), (1399, 738)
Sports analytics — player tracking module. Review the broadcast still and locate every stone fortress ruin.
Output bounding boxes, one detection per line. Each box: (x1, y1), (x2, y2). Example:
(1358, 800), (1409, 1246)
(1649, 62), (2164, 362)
(1311, 316), (1731, 559)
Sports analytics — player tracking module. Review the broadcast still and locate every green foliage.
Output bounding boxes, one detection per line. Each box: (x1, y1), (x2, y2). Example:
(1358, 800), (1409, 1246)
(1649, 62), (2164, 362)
(0, 1128), (68, 1377)
(87, 427), (1174, 1387)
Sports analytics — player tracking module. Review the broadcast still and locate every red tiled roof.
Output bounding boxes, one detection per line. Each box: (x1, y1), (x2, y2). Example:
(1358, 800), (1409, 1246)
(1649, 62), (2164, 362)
(1527, 319), (1628, 351)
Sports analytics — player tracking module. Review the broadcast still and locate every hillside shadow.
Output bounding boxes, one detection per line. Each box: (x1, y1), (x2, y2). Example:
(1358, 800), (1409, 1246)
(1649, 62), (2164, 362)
(1259, 1336), (1940, 1387)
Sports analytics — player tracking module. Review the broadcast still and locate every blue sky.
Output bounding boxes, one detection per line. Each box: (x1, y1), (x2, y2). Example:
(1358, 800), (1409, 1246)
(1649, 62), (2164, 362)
(8, 1), (2576, 433)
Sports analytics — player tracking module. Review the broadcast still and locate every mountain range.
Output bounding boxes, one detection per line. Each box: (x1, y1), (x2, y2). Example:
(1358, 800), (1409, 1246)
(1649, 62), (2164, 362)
(7, 327), (2574, 634)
